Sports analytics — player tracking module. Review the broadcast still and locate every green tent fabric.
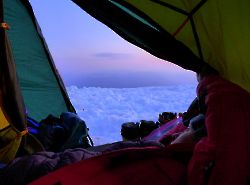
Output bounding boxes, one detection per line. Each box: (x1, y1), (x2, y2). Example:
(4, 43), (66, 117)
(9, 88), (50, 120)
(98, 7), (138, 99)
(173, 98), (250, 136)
(3, 0), (75, 121)
(72, 0), (250, 92)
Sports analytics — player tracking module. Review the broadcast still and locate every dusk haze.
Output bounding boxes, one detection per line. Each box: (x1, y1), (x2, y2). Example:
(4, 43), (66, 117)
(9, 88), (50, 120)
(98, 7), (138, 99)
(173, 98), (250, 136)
(30, 0), (197, 88)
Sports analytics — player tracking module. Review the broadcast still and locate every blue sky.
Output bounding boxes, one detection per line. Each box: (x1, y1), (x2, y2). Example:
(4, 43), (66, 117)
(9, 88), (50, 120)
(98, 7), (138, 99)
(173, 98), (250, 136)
(30, 0), (197, 88)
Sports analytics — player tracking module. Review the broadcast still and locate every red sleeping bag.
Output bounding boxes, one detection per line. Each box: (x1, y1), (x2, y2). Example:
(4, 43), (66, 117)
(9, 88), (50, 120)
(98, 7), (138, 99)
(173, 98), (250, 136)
(188, 75), (250, 185)
(29, 144), (193, 185)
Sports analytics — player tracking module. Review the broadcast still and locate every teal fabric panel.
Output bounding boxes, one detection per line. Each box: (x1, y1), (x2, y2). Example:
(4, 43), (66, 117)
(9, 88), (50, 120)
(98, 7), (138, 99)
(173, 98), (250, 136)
(4, 0), (69, 121)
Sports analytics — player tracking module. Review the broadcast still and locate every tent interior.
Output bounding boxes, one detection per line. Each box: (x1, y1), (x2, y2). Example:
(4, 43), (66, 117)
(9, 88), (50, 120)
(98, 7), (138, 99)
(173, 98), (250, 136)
(0, 0), (250, 185)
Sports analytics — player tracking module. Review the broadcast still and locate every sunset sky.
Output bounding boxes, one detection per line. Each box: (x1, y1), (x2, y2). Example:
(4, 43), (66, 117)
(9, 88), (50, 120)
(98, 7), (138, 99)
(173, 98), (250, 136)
(30, 0), (197, 88)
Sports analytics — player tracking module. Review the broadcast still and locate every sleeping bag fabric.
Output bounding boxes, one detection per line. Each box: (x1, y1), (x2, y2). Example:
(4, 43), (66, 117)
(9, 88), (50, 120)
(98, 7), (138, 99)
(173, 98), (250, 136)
(188, 75), (250, 185)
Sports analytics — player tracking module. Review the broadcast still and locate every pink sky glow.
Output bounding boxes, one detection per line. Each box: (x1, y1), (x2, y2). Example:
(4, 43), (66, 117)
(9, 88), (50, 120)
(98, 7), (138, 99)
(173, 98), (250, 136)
(30, 0), (197, 88)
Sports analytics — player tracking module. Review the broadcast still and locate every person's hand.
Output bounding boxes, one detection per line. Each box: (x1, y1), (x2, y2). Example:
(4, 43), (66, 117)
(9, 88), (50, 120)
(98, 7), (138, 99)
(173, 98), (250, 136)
(170, 128), (195, 145)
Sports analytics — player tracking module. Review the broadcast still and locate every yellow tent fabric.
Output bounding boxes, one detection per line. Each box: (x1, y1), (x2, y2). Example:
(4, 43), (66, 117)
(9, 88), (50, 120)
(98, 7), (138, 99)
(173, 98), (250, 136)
(0, 126), (22, 163)
(123, 0), (250, 92)
(0, 106), (22, 163)
(0, 106), (9, 130)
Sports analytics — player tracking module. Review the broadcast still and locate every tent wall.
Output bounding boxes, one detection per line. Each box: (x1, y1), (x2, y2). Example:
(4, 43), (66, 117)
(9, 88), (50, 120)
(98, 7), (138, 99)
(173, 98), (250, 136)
(3, 0), (75, 121)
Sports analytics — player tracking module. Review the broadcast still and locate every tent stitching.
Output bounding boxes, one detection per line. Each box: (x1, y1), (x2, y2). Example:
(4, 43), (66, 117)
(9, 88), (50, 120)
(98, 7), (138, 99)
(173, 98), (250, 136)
(150, 0), (188, 15)
(151, 0), (208, 62)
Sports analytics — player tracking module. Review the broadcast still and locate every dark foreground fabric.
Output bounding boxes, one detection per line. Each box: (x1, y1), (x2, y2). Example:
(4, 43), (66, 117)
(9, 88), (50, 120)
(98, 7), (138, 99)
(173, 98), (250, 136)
(188, 75), (250, 185)
(0, 140), (165, 185)
(0, 148), (100, 185)
(36, 112), (92, 152)
(29, 144), (193, 185)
